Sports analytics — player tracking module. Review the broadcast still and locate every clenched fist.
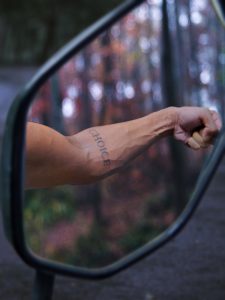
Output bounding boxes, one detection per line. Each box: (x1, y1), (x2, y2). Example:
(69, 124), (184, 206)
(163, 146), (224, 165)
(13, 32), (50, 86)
(26, 105), (222, 188)
(173, 107), (222, 150)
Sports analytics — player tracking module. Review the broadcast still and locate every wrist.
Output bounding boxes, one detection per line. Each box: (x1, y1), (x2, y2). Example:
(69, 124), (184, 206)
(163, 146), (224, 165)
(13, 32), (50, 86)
(155, 106), (178, 137)
(166, 106), (179, 128)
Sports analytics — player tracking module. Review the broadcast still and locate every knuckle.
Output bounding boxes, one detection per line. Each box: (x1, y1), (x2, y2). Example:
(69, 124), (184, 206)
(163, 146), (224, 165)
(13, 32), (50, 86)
(202, 107), (211, 114)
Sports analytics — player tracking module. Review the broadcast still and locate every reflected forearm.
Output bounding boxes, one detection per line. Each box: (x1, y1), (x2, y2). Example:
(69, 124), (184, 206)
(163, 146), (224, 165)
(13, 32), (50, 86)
(26, 107), (176, 188)
(69, 107), (176, 181)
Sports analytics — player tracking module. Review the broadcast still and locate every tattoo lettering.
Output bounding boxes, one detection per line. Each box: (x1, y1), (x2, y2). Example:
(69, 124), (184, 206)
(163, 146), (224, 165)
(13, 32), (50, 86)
(88, 128), (111, 167)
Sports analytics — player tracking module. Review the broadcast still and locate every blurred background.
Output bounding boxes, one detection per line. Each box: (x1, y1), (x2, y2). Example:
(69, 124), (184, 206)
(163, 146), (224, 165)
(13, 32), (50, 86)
(24, 0), (225, 268)
(1, 0), (225, 299)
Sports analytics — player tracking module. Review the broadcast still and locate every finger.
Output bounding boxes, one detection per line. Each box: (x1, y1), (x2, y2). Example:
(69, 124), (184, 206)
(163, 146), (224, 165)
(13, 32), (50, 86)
(196, 128), (216, 146)
(201, 126), (218, 143)
(209, 110), (222, 131)
(200, 111), (219, 143)
(200, 108), (218, 140)
(192, 131), (209, 148)
(187, 137), (201, 150)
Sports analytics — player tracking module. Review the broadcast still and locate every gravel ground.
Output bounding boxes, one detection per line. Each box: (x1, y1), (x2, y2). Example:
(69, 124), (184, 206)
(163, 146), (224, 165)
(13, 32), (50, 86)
(0, 68), (225, 300)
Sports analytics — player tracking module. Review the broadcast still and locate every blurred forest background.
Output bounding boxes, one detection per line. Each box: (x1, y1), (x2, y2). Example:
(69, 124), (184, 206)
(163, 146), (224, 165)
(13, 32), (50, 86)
(1, 0), (225, 268)
(0, 0), (121, 65)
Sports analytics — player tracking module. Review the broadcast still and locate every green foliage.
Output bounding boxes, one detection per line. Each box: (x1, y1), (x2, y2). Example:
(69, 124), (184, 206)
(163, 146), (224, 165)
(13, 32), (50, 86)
(24, 186), (77, 252)
(25, 186), (76, 227)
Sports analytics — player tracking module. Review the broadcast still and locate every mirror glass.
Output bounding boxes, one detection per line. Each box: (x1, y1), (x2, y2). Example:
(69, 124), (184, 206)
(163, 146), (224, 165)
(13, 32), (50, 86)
(24, 0), (225, 269)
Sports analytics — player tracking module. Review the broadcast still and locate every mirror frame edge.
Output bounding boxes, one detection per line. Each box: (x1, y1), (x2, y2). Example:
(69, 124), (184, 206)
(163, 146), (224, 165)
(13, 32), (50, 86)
(211, 0), (225, 27)
(1, 0), (225, 280)
(1, 0), (144, 250)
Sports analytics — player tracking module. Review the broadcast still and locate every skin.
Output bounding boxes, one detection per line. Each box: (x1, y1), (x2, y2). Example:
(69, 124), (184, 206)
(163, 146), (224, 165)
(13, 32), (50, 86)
(25, 106), (222, 189)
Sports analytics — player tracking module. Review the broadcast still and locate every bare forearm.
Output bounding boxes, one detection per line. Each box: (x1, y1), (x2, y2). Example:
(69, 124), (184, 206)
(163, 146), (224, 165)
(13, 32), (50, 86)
(70, 107), (177, 181)
(26, 107), (176, 188)
(26, 106), (221, 189)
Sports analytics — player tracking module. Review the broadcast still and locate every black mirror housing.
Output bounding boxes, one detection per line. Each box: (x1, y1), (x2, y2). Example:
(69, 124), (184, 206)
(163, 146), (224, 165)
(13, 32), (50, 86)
(1, 0), (225, 280)
(211, 0), (225, 27)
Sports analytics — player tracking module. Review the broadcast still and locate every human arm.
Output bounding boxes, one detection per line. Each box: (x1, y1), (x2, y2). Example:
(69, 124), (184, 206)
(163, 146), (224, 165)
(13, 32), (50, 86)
(25, 106), (221, 189)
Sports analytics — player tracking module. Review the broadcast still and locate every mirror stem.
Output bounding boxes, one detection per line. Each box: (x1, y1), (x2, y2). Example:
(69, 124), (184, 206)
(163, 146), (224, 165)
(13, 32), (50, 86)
(32, 270), (55, 300)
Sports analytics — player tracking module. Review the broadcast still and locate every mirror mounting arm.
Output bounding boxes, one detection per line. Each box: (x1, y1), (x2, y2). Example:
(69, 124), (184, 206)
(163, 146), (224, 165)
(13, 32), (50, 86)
(32, 270), (55, 300)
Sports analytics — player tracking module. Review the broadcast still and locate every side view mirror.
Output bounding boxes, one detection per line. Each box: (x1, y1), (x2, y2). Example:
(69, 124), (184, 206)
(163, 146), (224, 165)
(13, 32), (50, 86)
(1, 0), (225, 299)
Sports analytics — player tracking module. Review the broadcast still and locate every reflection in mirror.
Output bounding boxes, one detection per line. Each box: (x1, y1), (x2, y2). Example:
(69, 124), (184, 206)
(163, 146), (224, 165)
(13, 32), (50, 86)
(24, 0), (225, 269)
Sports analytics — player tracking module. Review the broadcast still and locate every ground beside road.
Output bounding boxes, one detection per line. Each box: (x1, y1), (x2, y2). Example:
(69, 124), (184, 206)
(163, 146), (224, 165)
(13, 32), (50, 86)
(0, 68), (225, 300)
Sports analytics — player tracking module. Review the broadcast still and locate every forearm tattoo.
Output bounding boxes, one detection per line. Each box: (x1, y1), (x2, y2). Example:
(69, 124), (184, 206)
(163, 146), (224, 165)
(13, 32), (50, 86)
(88, 128), (111, 168)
